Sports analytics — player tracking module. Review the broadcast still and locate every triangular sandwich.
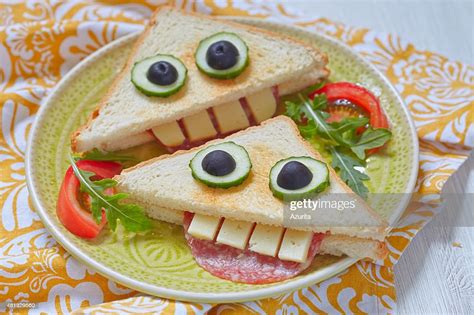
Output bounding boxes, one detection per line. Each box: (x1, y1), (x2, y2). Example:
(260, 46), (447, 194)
(115, 116), (388, 284)
(72, 7), (328, 153)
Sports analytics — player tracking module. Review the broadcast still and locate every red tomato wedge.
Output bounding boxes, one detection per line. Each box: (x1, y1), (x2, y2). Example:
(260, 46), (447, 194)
(325, 99), (367, 124)
(57, 160), (122, 239)
(310, 82), (389, 129)
(310, 82), (390, 154)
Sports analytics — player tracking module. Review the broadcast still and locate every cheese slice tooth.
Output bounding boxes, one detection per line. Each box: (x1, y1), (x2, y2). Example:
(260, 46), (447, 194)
(151, 121), (186, 147)
(246, 88), (277, 123)
(187, 214), (221, 241)
(182, 111), (218, 142)
(216, 219), (254, 250)
(248, 224), (285, 257)
(212, 100), (250, 134)
(278, 229), (313, 263)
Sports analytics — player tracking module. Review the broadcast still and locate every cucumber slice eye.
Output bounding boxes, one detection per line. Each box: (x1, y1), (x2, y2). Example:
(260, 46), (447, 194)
(269, 157), (330, 201)
(131, 54), (187, 97)
(189, 142), (252, 188)
(195, 32), (249, 79)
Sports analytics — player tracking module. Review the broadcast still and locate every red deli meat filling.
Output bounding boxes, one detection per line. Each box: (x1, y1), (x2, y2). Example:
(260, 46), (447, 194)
(183, 212), (325, 284)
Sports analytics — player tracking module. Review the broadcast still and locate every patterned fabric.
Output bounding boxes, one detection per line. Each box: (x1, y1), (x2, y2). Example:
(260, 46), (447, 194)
(0, 1), (472, 314)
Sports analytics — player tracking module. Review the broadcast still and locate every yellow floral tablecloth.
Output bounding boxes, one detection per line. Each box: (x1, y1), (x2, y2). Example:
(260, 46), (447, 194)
(0, 1), (472, 314)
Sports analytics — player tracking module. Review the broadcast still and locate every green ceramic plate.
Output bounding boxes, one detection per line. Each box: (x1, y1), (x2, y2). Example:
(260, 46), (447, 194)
(26, 19), (418, 303)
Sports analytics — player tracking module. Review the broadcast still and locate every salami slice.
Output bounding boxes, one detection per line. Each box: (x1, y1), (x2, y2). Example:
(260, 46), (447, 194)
(183, 212), (325, 284)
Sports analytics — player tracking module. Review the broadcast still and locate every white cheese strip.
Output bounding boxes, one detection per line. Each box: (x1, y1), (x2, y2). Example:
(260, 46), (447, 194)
(187, 214), (221, 241)
(212, 100), (250, 134)
(216, 219), (254, 250)
(278, 229), (313, 263)
(182, 111), (218, 142)
(151, 121), (185, 147)
(246, 88), (277, 123)
(248, 224), (284, 257)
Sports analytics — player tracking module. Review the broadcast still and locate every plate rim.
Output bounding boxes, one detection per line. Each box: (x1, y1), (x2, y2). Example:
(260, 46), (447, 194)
(26, 19), (419, 303)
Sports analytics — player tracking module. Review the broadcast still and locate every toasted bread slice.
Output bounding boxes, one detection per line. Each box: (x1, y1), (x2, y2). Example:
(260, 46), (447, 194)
(72, 7), (328, 153)
(116, 116), (388, 242)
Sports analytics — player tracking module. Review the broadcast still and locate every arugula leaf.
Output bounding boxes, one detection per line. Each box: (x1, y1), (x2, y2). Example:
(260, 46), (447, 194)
(68, 154), (152, 232)
(308, 93), (328, 111)
(350, 127), (392, 160)
(330, 147), (369, 199)
(327, 117), (369, 136)
(297, 94), (340, 143)
(285, 94), (328, 124)
(288, 94), (368, 146)
(78, 148), (136, 162)
(298, 123), (318, 139)
(285, 100), (304, 123)
(285, 93), (392, 199)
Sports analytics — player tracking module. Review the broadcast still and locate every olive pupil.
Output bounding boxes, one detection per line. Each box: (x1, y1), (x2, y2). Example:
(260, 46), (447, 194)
(277, 161), (313, 190)
(206, 40), (239, 70)
(202, 150), (236, 176)
(147, 61), (178, 86)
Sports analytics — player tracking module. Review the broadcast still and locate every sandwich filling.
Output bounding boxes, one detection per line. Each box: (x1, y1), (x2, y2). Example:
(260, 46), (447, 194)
(147, 86), (279, 152)
(183, 212), (326, 284)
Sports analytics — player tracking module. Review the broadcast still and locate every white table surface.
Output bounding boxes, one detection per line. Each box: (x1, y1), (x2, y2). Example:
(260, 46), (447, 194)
(289, 0), (474, 313)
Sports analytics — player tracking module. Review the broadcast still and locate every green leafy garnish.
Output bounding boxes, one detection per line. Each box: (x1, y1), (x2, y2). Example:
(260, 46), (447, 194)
(350, 127), (392, 160)
(76, 148), (136, 162)
(285, 93), (392, 198)
(288, 94), (367, 146)
(330, 147), (369, 199)
(68, 153), (152, 232)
